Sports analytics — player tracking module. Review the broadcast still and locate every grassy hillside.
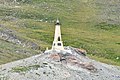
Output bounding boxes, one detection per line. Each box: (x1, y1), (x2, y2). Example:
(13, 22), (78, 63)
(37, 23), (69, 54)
(0, 0), (120, 65)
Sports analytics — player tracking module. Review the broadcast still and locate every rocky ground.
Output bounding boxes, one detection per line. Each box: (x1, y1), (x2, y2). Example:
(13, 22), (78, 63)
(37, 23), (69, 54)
(0, 46), (120, 80)
(0, 22), (41, 64)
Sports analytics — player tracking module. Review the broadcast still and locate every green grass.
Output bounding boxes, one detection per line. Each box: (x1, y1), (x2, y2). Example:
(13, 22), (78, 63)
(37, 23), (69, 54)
(0, 39), (39, 64)
(0, 0), (120, 66)
(12, 65), (40, 73)
(88, 55), (120, 66)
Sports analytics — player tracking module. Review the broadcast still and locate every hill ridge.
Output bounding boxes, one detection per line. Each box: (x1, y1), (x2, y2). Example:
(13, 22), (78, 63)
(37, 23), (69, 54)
(0, 47), (120, 80)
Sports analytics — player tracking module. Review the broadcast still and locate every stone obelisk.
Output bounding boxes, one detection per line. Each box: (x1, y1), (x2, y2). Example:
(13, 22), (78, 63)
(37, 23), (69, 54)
(52, 19), (64, 50)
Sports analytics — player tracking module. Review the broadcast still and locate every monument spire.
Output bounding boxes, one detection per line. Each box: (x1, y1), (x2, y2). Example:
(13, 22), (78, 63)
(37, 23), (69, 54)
(52, 19), (64, 50)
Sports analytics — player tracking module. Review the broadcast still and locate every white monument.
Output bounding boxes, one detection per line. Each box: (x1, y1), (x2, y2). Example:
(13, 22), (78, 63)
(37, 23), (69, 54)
(52, 19), (64, 50)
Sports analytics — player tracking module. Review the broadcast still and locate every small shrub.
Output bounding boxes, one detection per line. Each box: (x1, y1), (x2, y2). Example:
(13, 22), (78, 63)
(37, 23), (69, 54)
(12, 66), (29, 73)
(12, 65), (40, 73)
(95, 22), (120, 30)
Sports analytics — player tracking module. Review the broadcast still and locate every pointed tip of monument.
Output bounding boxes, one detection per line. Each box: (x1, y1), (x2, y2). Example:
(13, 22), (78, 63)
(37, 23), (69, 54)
(56, 19), (59, 23)
(55, 19), (61, 25)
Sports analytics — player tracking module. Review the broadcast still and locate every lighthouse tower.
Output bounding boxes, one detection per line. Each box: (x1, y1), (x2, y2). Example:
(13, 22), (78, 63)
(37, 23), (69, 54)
(52, 19), (64, 50)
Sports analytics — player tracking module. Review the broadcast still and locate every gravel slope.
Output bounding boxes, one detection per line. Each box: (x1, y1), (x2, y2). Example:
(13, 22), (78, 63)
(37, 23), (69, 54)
(0, 47), (120, 80)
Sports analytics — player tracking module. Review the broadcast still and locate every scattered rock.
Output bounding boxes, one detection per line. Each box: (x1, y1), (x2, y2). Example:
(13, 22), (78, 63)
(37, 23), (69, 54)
(0, 30), (40, 50)
(49, 53), (60, 62)
(75, 48), (87, 56)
